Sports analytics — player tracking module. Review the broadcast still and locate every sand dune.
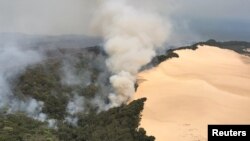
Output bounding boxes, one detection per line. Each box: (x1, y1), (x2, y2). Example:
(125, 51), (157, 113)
(135, 45), (250, 141)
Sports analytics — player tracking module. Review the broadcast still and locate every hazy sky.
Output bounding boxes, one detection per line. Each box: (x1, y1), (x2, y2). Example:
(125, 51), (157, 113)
(0, 0), (249, 42)
(171, 0), (250, 42)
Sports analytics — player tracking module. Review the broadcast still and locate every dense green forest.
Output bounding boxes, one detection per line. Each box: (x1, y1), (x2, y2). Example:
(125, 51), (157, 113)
(0, 46), (154, 141)
(0, 98), (154, 141)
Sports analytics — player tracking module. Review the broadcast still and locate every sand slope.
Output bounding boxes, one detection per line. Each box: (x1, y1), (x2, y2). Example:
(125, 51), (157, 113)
(135, 45), (250, 141)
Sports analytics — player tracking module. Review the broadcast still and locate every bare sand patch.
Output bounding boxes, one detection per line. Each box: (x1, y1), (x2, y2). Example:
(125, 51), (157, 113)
(135, 45), (250, 141)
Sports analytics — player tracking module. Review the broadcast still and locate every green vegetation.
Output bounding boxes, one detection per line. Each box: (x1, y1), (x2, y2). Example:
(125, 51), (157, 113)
(0, 114), (58, 141)
(14, 60), (69, 120)
(13, 47), (109, 119)
(197, 39), (250, 55)
(0, 47), (154, 141)
(149, 39), (250, 68)
(148, 48), (180, 67)
(156, 51), (179, 63)
(0, 98), (154, 141)
(58, 98), (154, 141)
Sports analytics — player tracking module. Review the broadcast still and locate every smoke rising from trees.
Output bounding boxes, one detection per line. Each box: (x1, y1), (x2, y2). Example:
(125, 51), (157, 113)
(91, 0), (171, 107)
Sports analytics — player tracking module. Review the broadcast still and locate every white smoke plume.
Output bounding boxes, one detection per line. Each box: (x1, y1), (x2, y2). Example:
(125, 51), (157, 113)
(0, 45), (48, 121)
(67, 95), (85, 115)
(92, 0), (171, 107)
(65, 94), (85, 125)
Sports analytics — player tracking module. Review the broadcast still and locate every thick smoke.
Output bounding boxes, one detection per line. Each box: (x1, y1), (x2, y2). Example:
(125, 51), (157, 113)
(65, 94), (85, 125)
(92, 0), (171, 107)
(0, 45), (47, 120)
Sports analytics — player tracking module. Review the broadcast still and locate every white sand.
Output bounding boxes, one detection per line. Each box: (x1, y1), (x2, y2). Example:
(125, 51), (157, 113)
(134, 45), (250, 141)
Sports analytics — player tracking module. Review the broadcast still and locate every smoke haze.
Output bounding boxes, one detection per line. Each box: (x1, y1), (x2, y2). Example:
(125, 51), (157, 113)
(0, 0), (249, 43)
(91, 0), (170, 107)
(0, 44), (47, 120)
